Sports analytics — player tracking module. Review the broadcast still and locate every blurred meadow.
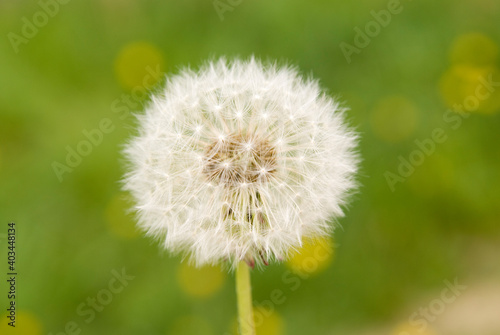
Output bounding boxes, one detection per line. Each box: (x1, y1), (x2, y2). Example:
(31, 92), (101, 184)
(1, 0), (500, 334)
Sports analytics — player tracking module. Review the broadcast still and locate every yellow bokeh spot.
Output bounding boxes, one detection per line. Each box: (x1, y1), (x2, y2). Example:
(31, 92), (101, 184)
(450, 33), (499, 66)
(177, 263), (225, 298)
(168, 315), (214, 335)
(114, 41), (164, 90)
(439, 64), (500, 114)
(392, 322), (437, 335)
(253, 307), (285, 335)
(0, 310), (43, 335)
(105, 193), (139, 239)
(286, 236), (334, 276)
(370, 96), (419, 142)
(230, 307), (285, 335)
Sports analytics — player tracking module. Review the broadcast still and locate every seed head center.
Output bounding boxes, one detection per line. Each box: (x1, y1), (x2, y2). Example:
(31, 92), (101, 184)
(203, 133), (277, 187)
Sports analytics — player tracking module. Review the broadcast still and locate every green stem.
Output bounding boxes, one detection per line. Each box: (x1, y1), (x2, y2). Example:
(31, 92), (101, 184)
(236, 261), (255, 335)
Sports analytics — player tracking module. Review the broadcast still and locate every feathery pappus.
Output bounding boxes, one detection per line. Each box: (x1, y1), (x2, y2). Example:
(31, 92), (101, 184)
(123, 57), (358, 268)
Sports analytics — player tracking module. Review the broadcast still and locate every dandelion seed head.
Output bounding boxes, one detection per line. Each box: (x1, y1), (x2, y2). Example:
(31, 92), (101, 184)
(123, 57), (358, 267)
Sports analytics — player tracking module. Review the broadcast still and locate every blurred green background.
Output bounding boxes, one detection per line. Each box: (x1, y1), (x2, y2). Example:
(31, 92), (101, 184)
(1, 0), (500, 334)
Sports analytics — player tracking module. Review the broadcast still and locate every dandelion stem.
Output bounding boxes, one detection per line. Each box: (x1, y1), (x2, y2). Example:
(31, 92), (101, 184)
(236, 261), (255, 335)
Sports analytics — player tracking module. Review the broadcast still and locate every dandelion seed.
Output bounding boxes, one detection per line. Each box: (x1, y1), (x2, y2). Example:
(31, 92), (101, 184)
(123, 57), (358, 268)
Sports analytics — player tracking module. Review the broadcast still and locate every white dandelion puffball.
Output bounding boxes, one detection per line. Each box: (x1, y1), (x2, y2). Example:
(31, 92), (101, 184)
(123, 58), (358, 267)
